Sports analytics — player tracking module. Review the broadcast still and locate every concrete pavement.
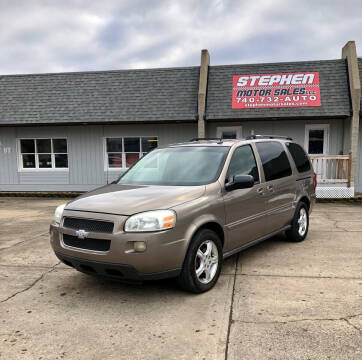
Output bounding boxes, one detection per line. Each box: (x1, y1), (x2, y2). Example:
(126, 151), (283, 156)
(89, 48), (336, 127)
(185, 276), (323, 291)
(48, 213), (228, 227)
(0, 197), (361, 359)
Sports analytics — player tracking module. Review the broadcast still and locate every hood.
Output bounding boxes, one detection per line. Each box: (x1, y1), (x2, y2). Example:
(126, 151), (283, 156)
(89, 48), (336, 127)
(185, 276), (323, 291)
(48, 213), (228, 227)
(66, 184), (205, 215)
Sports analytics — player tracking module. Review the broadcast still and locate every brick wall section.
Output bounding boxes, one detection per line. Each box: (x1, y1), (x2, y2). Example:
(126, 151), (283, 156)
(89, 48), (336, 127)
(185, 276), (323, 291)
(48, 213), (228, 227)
(206, 59), (351, 120)
(0, 67), (199, 125)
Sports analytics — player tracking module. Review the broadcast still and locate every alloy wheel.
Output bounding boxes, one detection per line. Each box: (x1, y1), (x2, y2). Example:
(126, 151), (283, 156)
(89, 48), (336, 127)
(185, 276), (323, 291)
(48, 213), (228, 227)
(195, 240), (219, 284)
(298, 208), (308, 236)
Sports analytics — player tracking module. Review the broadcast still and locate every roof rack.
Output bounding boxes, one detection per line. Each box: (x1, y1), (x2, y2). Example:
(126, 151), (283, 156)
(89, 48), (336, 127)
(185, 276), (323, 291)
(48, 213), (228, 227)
(245, 135), (293, 141)
(190, 137), (223, 144)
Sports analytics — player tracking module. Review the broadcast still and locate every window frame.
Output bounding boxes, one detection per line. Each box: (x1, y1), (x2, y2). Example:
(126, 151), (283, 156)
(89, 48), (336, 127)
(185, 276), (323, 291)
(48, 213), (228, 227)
(225, 144), (260, 185)
(17, 137), (69, 171)
(104, 136), (158, 171)
(304, 124), (330, 155)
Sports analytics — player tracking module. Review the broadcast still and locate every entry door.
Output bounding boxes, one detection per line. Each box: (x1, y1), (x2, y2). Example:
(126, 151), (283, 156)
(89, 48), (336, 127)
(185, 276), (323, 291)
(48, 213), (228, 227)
(304, 124), (329, 178)
(222, 145), (266, 251)
(217, 126), (242, 139)
(255, 141), (296, 234)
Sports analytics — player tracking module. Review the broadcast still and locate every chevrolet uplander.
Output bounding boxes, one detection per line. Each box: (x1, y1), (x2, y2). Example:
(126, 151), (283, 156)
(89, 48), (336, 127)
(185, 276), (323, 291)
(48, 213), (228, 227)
(50, 135), (316, 293)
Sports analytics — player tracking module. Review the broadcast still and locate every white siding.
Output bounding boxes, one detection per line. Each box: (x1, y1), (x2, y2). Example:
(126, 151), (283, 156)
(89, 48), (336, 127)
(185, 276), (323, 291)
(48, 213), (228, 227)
(0, 123), (197, 191)
(19, 172), (69, 185)
(68, 126), (104, 186)
(0, 127), (19, 185)
(207, 119), (344, 155)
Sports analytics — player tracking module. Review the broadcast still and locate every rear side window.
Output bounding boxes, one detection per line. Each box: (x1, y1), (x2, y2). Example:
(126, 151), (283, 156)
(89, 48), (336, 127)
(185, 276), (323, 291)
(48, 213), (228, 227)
(286, 142), (311, 173)
(255, 142), (292, 181)
(226, 145), (259, 183)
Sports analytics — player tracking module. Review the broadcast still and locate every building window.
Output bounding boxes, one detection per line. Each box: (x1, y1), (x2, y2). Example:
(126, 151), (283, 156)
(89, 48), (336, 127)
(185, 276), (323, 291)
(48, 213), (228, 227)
(216, 126), (242, 139)
(106, 137), (158, 169)
(19, 138), (68, 170)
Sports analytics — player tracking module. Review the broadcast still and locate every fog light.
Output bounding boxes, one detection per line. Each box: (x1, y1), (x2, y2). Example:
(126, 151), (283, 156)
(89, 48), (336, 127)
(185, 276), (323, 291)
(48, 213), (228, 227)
(134, 241), (146, 252)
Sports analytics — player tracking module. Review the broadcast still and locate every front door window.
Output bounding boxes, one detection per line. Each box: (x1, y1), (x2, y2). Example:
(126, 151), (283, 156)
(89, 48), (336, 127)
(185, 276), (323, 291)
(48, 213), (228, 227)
(308, 129), (325, 154)
(305, 125), (329, 155)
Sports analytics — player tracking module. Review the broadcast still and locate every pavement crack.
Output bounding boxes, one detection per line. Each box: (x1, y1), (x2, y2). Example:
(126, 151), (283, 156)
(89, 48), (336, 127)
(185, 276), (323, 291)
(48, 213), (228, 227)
(234, 313), (362, 327)
(343, 318), (362, 336)
(0, 261), (60, 303)
(238, 273), (362, 280)
(0, 231), (48, 252)
(224, 254), (238, 360)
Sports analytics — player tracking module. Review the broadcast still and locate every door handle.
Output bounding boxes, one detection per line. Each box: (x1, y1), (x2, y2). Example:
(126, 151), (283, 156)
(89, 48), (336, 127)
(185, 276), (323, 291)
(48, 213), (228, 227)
(266, 185), (274, 192)
(256, 187), (264, 195)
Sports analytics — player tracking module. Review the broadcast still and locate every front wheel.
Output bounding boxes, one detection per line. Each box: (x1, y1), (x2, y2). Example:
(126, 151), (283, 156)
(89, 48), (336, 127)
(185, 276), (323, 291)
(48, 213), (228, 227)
(285, 202), (309, 242)
(178, 229), (223, 293)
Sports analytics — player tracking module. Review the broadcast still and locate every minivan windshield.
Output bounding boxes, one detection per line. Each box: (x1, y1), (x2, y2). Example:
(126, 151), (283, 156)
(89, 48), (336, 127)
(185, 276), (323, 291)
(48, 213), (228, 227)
(117, 146), (229, 186)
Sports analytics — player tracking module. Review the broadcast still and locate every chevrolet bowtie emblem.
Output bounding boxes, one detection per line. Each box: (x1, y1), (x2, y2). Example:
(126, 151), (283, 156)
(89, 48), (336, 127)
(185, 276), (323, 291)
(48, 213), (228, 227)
(75, 229), (89, 239)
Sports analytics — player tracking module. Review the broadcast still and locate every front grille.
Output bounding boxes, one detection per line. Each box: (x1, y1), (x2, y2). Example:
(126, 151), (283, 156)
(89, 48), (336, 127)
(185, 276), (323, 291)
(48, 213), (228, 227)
(63, 217), (114, 234)
(63, 234), (111, 252)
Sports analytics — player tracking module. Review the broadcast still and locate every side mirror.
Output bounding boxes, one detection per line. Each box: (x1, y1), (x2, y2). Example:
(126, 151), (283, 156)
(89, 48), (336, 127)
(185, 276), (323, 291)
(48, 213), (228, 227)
(225, 174), (254, 191)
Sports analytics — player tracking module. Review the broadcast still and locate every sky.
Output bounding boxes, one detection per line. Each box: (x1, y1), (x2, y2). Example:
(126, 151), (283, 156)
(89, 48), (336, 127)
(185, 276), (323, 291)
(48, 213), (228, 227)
(0, 0), (361, 75)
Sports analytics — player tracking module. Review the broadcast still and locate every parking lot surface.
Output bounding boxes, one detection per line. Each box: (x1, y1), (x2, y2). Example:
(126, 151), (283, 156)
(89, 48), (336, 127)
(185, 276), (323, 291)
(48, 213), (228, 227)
(0, 197), (361, 360)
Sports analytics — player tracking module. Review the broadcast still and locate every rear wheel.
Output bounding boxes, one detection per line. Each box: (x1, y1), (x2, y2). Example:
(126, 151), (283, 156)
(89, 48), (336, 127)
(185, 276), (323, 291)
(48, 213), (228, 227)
(178, 229), (222, 293)
(285, 202), (309, 242)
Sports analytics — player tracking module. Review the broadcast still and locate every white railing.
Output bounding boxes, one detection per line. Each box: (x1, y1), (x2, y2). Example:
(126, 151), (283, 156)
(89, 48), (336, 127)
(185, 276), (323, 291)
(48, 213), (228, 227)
(309, 153), (352, 187)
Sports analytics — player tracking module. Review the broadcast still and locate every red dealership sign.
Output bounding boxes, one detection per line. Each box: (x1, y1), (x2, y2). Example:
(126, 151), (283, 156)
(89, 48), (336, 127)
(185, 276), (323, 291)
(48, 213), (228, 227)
(232, 72), (321, 109)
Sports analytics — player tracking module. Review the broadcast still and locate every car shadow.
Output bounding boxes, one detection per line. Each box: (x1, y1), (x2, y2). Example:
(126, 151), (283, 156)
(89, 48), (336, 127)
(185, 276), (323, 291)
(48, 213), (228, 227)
(53, 234), (290, 299)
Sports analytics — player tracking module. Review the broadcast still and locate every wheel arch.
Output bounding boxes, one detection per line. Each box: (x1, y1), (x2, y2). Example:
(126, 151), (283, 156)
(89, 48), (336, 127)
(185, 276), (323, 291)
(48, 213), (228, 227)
(195, 222), (225, 248)
(184, 216), (226, 250)
(298, 196), (311, 210)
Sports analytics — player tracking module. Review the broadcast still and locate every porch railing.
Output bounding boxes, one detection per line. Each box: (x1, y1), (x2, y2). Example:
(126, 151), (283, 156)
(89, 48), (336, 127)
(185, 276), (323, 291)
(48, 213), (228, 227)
(309, 153), (352, 187)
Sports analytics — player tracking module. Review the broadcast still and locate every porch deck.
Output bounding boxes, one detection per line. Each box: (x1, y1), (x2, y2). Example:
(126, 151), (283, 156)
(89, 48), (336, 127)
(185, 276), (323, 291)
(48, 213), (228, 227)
(310, 154), (353, 198)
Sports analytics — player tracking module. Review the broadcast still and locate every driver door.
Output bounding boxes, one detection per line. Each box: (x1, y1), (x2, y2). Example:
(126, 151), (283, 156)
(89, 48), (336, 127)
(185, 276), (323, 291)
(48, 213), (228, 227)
(222, 145), (266, 252)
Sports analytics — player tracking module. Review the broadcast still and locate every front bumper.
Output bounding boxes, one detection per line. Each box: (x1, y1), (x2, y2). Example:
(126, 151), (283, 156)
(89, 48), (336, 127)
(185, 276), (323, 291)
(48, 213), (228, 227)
(55, 252), (181, 281)
(50, 209), (188, 277)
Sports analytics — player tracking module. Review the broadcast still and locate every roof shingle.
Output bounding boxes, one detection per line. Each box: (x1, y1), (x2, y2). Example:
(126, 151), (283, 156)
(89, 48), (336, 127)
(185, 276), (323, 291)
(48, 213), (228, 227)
(0, 67), (199, 125)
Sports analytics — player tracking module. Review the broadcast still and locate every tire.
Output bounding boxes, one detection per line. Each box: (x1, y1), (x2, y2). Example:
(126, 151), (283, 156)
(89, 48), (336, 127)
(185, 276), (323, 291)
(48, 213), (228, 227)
(285, 202), (309, 242)
(178, 229), (223, 293)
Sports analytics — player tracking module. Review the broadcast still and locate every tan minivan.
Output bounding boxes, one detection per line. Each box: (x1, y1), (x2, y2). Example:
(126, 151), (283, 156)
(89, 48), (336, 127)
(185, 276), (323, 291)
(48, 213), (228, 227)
(50, 135), (316, 293)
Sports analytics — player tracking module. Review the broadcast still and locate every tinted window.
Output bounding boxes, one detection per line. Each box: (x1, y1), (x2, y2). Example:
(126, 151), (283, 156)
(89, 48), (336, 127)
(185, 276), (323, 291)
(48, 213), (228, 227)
(286, 142), (311, 173)
(226, 145), (259, 183)
(256, 142), (292, 181)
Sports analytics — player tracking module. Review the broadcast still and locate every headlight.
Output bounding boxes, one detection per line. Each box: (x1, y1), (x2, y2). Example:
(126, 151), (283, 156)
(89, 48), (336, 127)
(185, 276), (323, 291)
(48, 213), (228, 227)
(53, 203), (66, 225)
(124, 210), (176, 232)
